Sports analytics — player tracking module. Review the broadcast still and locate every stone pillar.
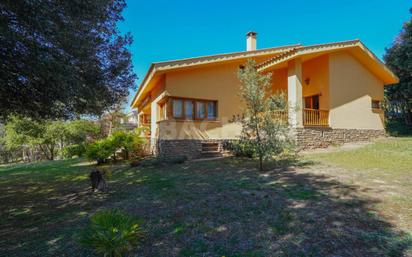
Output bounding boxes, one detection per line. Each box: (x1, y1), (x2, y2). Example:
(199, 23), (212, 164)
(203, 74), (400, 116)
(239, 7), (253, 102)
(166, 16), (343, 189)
(287, 59), (303, 128)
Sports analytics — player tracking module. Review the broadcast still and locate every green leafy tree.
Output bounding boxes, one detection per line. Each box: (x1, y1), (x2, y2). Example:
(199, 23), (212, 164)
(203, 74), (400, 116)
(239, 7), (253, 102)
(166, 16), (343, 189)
(4, 117), (99, 161)
(4, 117), (63, 160)
(66, 120), (100, 144)
(4, 116), (44, 161)
(384, 8), (412, 125)
(0, 0), (136, 120)
(237, 60), (294, 171)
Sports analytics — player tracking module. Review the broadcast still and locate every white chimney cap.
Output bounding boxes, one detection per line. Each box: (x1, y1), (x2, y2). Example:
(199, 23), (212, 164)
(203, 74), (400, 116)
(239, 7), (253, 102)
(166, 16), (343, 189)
(246, 31), (257, 51)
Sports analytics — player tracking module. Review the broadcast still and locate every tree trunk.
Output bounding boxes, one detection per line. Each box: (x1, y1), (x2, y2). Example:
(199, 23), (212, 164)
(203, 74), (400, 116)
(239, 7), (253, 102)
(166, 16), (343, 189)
(405, 110), (412, 125)
(259, 155), (263, 171)
(49, 145), (54, 160)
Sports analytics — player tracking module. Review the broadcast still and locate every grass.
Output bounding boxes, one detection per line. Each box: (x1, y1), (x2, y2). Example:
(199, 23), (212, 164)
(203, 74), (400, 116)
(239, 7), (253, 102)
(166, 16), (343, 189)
(305, 137), (412, 236)
(0, 137), (412, 256)
(306, 137), (412, 173)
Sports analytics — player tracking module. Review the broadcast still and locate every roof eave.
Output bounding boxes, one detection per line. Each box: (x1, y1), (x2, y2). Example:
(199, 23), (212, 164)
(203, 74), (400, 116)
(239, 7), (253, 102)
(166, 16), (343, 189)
(131, 44), (301, 107)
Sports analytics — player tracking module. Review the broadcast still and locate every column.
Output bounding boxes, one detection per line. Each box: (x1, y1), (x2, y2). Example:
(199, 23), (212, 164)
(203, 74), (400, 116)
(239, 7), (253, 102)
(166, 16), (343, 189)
(287, 59), (303, 128)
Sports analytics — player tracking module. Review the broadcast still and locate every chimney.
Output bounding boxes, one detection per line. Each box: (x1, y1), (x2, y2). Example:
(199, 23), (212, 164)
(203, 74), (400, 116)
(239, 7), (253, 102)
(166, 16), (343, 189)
(246, 31), (257, 51)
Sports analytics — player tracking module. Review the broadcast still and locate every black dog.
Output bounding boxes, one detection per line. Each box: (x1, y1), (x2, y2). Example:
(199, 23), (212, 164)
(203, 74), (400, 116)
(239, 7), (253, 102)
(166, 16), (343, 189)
(90, 169), (107, 192)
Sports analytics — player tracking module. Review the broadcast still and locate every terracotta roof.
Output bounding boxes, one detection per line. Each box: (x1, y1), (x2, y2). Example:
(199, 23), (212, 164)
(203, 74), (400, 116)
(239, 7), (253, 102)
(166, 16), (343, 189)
(151, 44), (301, 70)
(131, 44), (300, 107)
(256, 40), (360, 71)
(132, 39), (399, 108)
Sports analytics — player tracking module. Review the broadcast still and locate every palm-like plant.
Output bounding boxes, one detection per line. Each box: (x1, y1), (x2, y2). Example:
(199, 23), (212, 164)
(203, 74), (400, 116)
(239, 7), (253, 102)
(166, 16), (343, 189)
(77, 209), (144, 257)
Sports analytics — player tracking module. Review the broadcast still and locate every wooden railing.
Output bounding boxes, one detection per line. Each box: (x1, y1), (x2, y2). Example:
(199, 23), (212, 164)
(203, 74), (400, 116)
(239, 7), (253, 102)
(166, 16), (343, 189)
(273, 111), (288, 123)
(303, 109), (329, 126)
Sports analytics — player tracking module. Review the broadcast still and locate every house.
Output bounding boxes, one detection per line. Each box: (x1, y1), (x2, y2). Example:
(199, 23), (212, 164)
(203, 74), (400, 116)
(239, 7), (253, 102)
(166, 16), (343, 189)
(131, 32), (398, 159)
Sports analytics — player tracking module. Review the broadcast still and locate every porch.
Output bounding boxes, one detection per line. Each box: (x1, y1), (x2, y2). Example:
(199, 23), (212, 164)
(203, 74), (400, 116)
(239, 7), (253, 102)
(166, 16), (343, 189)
(266, 54), (331, 127)
(275, 109), (329, 127)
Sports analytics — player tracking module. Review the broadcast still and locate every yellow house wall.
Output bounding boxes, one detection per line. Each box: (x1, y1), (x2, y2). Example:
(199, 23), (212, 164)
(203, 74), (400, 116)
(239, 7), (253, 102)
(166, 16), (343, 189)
(302, 55), (330, 110)
(160, 61), (247, 139)
(329, 52), (384, 129)
(142, 51), (385, 140)
(271, 68), (288, 93)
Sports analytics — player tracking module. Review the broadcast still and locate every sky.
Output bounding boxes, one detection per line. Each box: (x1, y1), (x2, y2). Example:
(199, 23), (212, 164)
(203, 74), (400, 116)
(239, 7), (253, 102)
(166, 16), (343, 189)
(118, 0), (411, 112)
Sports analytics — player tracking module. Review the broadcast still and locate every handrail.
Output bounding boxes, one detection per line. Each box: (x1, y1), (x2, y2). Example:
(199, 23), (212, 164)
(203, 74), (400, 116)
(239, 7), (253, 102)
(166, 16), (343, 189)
(273, 111), (288, 123)
(303, 109), (329, 126)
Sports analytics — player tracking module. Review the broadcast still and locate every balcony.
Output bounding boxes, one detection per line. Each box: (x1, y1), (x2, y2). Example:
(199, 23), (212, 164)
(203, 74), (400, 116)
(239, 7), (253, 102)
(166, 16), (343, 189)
(303, 109), (329, 127)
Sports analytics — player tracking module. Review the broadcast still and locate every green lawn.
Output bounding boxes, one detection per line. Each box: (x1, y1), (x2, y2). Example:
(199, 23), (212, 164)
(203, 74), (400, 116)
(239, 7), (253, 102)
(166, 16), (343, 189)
(1, 138), (412, 256)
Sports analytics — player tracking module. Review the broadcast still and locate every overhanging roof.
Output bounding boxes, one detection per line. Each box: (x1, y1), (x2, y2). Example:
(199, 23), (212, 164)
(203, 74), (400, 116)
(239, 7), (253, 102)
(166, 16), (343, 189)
(131, 40), (399, 109)
(130, 44), (301, 107)
(256, 40), (399, 85)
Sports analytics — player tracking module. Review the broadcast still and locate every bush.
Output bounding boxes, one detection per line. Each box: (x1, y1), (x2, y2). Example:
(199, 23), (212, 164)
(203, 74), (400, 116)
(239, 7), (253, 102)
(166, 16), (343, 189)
(227, 140), (257, 158)
(76, 209), (144, 257)
(86, 130), (147, 163)
(386, 119), (412, 137)
(62, 144), (86, 158)
(86, 139), (116, 164)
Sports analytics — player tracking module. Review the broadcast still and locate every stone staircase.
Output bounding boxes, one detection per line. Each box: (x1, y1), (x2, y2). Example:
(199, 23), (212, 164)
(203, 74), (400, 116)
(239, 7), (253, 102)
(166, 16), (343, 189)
(200, 142), (222, 158)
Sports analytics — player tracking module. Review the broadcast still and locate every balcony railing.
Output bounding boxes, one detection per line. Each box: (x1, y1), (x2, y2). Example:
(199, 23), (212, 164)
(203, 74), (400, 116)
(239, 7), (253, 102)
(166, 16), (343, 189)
(273, 111), (288, 123)
(303, 109), (329, 126)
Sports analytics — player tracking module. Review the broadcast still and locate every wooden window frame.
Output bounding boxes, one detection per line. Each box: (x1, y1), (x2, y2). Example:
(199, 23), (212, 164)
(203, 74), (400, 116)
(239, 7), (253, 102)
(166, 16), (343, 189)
(303, 94), (320, 110)
(371, 99), (381, 110)
(158, 102), (167, 121)
(169, 97), (218, 121)
(172, 98), (184, 119)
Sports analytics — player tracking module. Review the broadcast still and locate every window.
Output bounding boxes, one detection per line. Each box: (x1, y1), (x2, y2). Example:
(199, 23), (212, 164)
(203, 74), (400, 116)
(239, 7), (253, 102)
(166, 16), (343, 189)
(372, 100), (381, 109)
(304, 95), (320, 109)
(185, 100), (193, 119)
(159, 103), (167, 121)
(207, 102), (216, 119)
(170, 97), (217, 120)
(196, 102), (206, 119)
(173, 99), (183, 118)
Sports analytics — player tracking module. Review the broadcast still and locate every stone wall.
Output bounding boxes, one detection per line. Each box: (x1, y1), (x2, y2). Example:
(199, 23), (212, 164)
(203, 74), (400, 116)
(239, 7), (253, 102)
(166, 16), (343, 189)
(156, 139), (226, 159)
(296, 127), (386, 149)
(155, 129), (386, 158)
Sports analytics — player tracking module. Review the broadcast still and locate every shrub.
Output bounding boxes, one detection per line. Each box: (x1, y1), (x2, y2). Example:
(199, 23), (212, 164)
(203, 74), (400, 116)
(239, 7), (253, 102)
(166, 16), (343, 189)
(86, 130), (147, 163)
(386, 119), (412, 137)
(76, 209), (144, 257)
(62, 144), (86, 158)
(86, 139), (116, 164)
(110, 130), (134, 160)
(228, 140), (257, 158)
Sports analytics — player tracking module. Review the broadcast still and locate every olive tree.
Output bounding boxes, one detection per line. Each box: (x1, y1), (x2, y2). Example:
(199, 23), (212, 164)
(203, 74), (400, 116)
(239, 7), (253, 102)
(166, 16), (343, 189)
(237, 60), (295, 171)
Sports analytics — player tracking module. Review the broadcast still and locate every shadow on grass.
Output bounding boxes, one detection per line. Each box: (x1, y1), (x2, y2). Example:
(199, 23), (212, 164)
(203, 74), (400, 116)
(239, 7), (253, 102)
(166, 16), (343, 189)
(0, 157), (411, 257)
(129, 157), (412, 257)
(0, 159), (110, 257)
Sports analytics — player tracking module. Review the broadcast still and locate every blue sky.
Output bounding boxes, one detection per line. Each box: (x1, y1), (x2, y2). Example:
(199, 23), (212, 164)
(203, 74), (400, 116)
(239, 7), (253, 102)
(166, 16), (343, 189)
(119, 0), (411, 111)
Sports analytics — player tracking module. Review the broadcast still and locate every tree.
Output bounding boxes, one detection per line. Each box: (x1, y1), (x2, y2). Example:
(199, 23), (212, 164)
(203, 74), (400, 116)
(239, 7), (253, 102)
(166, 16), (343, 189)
(66, 120), (100, 145)
(4, 116), (42, 161)
(3, 117), (99, 161)
(237, 60), (294, 171)
(0, 0), (136, 120)
(384, 8), (412, 125)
